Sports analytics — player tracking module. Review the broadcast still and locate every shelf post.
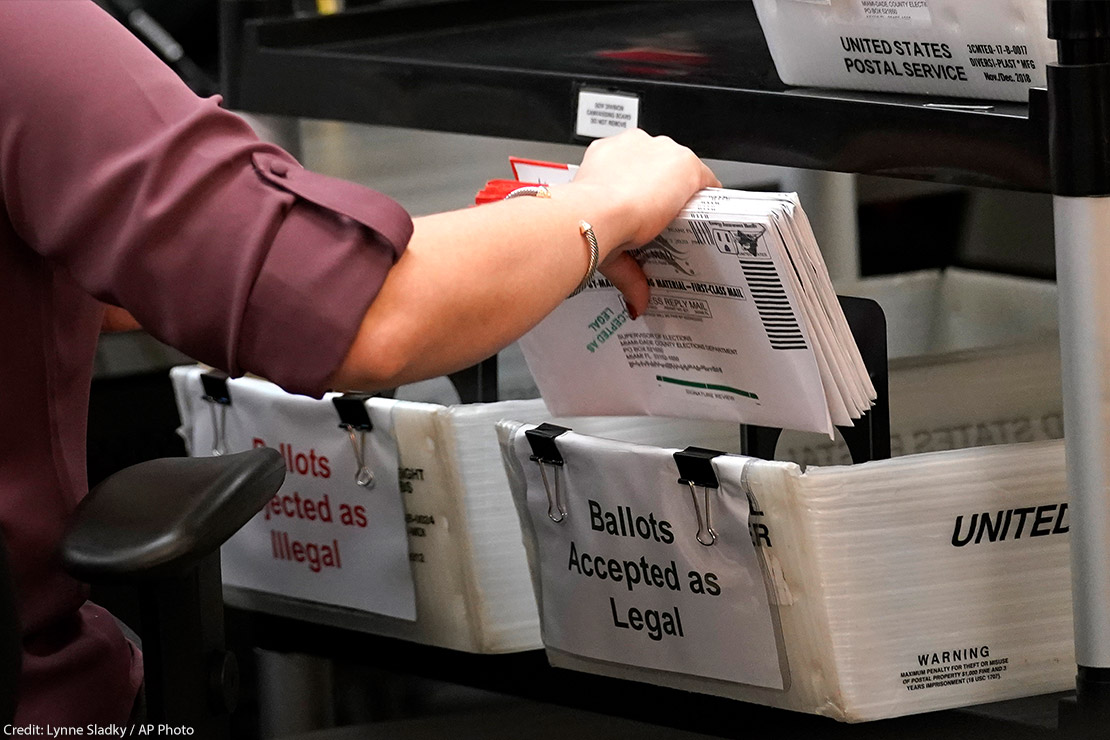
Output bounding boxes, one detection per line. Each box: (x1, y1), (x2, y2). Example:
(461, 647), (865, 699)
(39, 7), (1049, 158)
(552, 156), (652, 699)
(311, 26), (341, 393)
(1047, 1), (1110, 735)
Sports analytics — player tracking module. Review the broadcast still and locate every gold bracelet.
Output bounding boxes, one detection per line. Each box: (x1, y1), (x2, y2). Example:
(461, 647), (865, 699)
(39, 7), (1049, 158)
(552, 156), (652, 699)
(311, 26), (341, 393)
(570, 220), (599, 297)
(505, 185), (599, 299)
(504, 185), (551, 199)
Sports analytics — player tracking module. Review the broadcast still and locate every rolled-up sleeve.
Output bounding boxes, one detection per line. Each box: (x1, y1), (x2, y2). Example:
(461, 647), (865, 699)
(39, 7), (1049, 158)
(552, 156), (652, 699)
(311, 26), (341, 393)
(0, 1), (412, 396)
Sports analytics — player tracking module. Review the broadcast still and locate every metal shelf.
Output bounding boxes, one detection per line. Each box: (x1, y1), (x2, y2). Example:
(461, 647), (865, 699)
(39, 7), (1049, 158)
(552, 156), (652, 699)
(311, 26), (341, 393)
(221, 0), (1049, 192)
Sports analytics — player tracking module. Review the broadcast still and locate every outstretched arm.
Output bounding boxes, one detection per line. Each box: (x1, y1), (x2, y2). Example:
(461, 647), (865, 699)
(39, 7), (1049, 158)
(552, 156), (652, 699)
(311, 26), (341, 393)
(1, 2), (716, 397)
(329, 131), (719, 391)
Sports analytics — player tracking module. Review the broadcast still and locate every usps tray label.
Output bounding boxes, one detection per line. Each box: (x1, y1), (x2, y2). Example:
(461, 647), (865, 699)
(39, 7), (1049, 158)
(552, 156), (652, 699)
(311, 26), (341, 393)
(857, 0), (932, 26)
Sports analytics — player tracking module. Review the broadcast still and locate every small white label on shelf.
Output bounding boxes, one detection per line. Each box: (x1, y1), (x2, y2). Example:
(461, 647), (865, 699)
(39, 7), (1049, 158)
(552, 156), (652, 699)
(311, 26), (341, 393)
(575, 90), (641, 139)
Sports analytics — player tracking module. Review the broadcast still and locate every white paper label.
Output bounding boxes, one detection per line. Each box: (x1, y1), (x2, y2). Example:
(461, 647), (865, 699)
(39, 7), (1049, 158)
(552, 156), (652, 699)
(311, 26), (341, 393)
(187, 375), (417, 620)
(857, 0), (931, 25)
(515, 429), (783, 688)
(575, 90), (640, 139)
(510, 160), (578, 186)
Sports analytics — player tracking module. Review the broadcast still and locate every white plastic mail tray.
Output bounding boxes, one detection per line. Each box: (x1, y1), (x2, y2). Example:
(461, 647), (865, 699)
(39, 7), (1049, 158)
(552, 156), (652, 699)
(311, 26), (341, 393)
(753, 0), (1056, 101)
(172, 365), (742, 654)
(501, 423), (1072, 721)
(778, 339), (1062, 467)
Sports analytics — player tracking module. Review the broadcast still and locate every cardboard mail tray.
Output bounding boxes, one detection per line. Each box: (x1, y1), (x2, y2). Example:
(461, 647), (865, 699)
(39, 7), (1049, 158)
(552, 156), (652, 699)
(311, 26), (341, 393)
(501, 425), (1072, 721)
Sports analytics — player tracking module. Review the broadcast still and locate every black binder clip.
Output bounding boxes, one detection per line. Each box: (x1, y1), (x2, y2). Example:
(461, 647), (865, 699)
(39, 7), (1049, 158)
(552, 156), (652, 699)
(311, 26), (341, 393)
(526, 423), (571, 523)
(333, 394), (375, 488)
(199, 371), (231, 456)
(674, 447), (724, 547)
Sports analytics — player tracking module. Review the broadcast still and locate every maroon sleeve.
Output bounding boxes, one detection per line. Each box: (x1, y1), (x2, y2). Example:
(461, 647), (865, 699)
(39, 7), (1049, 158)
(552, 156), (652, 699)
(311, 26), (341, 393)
(0, 1), (412, 396)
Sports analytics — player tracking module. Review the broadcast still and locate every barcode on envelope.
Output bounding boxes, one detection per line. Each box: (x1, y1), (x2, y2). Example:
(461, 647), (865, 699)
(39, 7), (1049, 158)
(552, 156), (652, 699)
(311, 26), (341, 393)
(741, 261), (808, 350)
(689, 219), (715, 247)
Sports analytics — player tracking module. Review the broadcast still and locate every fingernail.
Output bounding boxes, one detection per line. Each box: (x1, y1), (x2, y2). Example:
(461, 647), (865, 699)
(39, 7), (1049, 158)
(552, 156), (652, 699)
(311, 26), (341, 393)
(621, 296), (643, 320)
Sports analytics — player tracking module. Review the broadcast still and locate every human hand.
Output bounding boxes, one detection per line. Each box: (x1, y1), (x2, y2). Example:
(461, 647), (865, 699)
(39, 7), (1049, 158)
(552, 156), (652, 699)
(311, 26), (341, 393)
(568, 129), (719, 317)
(573, 128), (720, 251)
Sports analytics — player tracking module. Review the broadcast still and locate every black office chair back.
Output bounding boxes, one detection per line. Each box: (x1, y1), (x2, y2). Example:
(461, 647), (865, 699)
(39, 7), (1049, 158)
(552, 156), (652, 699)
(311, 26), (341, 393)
(0, 443), (282, 733)
(64, 449), (286, 580)
(52, 447), (285, 736)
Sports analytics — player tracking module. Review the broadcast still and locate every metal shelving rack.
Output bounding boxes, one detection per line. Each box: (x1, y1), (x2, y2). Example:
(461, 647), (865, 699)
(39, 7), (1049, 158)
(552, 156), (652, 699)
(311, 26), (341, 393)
(220, 1), (1051, 191)
(219, 1), (1110, 735)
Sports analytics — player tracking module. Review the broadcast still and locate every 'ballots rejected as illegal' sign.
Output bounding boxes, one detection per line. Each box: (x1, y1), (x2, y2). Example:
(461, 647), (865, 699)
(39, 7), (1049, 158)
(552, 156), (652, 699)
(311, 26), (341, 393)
(511, 427), (784, 688)
(180, 373), (416, 621)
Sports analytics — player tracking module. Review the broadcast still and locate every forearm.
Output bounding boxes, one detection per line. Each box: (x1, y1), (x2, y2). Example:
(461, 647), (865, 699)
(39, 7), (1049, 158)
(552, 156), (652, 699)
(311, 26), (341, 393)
(329, 182), (624, 390)
(327, 129), (719, 392)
